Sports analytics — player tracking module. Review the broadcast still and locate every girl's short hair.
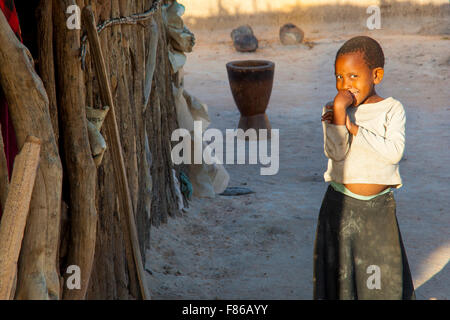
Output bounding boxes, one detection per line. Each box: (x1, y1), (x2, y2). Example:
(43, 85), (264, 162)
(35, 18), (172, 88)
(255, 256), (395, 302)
(336, 36), (385, 69)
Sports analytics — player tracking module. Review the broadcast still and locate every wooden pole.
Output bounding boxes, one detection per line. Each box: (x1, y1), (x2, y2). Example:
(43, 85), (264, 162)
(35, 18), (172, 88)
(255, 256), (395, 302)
(81, 5), (150, 300)
(0, 136), (41, 300)
(36, 0), (59, 144)
(53, 0), (98, 300)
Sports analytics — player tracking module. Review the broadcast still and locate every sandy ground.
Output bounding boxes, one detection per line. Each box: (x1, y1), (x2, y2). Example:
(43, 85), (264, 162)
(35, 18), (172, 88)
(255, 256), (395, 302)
(145, 18), (450, 300)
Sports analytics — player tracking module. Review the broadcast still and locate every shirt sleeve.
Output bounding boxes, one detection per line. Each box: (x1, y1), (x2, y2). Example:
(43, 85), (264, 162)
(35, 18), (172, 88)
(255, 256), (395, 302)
(322, 107), (351, 161)
(354, 103), (406, 164)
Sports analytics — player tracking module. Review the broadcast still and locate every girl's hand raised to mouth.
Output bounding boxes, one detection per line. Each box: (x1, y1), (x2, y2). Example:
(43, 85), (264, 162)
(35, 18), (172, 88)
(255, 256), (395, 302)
(321, 100), (359, 135)
(333, 90), (356, 110)
(324, 90), (356, 126)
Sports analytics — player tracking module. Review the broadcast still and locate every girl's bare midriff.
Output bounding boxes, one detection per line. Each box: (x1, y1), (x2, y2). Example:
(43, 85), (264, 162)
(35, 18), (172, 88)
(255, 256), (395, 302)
(344, 183), (392, 196)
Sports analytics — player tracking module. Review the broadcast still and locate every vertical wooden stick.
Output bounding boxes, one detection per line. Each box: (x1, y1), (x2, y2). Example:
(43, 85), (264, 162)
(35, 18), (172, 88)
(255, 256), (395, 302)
(81, 5), (150, 300)
(53, 0), (98, 300)
(0, 136), (41, 300)
(36, 0), (59, 144)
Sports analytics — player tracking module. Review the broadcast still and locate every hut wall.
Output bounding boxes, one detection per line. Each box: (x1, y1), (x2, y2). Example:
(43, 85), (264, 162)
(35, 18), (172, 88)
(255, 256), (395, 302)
(80, 0), (181, 299)
(11, 0), (182, 299)
(3, 0), (186, 300)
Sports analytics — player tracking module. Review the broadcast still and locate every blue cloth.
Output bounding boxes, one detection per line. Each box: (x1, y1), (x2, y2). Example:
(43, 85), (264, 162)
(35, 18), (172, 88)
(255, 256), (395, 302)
(180, 171), (193, 200)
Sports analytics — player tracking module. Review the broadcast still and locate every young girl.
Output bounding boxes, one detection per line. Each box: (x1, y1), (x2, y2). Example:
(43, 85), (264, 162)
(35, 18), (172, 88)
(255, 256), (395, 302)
(315, 36), (415, 300)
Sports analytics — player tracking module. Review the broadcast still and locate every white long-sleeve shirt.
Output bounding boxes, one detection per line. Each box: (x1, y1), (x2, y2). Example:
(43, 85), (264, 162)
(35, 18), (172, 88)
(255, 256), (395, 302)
(322, 97), (405, 188)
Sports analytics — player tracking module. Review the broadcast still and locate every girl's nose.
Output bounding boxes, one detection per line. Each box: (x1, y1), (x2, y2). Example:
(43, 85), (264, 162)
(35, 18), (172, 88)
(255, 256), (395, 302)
(343, 78), (352, 90)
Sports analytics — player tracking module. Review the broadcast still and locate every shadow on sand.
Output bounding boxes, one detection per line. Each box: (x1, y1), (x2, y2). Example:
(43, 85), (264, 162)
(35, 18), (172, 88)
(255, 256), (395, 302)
(415, 261), (449, 300)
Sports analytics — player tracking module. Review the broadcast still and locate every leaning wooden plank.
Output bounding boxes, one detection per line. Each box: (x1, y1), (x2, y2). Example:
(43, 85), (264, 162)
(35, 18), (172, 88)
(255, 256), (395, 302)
(0, 8), (63, 300)
(0, 136), (41, 300)
(81, 6), (150, 300)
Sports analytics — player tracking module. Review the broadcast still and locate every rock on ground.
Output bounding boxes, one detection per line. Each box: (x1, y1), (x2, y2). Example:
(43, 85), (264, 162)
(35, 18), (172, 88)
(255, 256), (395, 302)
(280, 23), (305, 45)
(231, 25), (258, 52)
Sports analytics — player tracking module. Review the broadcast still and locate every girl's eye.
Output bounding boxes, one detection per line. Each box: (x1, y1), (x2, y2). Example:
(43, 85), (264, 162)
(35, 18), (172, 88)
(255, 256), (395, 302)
(350, 74), (358, 78)
(336, 75), (342, 79)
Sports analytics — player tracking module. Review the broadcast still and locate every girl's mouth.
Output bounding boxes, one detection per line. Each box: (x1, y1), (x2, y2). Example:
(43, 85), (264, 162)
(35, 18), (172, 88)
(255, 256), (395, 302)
(348, 90), (358, 105)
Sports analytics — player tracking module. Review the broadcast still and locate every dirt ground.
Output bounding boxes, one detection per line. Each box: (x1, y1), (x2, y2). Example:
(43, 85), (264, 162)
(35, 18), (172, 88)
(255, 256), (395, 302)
(145, 17), (450, 300)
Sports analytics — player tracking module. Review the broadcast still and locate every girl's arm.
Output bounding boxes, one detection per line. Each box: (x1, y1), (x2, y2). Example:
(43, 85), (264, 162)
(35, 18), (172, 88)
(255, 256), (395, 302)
(353, 103), (406, 164)
(322, 104), (351, 161)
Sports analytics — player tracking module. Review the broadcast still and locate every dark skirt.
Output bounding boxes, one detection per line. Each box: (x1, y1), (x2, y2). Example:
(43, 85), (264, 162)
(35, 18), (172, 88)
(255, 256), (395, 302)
(313, 185), (415, 300)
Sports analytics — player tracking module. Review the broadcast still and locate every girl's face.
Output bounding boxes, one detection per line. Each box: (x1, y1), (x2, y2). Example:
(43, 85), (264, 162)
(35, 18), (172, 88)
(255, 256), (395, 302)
(335, 52), (384, 106)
